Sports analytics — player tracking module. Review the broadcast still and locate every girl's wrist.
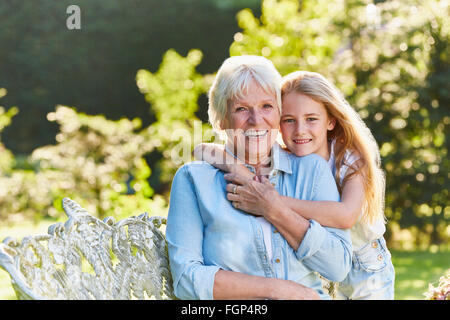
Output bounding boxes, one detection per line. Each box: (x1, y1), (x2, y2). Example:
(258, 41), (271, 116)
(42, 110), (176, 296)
(234, 165), (255, 181)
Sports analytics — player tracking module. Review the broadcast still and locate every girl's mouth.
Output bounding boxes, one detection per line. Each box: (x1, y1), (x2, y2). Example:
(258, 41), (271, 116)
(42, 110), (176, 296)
(293, 138), (312, 144)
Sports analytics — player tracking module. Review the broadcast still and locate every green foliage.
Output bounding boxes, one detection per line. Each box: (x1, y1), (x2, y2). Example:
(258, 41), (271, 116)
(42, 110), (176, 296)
(0, 104), (167, 221)
(0, 49), (210, 222)
(29, 106), (167, 219)
(230, 0), (343, 76)
(136, 49), (216, 186)
(0, 90), (18, 174)
(227, 0), (450, 246)
(335, 0), (449, 246)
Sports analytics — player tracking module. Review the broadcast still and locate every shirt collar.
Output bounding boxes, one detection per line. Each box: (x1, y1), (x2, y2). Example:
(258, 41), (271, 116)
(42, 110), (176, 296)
(271, 142), (292, 174)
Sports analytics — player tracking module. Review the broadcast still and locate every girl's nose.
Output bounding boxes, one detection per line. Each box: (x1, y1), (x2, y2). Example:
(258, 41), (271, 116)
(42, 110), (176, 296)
(295, 121), (305, 134)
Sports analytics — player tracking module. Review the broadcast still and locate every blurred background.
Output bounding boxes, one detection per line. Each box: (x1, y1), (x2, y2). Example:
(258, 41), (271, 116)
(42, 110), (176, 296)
(0, 0), (448, 299)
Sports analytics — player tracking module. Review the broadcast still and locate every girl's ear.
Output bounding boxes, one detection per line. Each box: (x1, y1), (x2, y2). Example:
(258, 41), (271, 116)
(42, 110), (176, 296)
(327, 117), (336, 131)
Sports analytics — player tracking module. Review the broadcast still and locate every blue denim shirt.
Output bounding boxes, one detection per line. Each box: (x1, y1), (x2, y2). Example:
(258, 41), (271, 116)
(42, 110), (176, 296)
(166, 143), (352, 300)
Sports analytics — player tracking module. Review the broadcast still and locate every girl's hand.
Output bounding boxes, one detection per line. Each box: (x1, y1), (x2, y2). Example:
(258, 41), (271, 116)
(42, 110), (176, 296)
(193, 143), (255, 180)
(224, 173), (281, 218)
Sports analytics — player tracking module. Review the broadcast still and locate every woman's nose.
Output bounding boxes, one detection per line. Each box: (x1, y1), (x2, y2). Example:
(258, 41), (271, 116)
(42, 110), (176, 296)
(248, 109), (263, 125)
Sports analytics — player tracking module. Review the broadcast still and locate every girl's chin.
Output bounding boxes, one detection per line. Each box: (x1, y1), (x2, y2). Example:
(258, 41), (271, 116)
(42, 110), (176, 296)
(290, 147), (312, 157)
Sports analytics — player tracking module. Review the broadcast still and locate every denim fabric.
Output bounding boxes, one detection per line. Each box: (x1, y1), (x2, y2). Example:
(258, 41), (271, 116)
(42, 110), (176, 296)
(166, 144), (352, 300)
(335, 237), (395, 300)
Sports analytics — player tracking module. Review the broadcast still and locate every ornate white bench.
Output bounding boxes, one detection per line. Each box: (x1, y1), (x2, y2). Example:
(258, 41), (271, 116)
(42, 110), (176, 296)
(0, 198), (175, 300)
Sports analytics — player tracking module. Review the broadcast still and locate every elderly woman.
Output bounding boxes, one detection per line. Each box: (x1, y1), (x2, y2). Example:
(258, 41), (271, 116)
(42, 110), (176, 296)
(166, 55), (352, 300)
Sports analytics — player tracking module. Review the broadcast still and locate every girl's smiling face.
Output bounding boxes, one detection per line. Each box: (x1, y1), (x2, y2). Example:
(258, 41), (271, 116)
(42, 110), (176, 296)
(280, 91), (335, 160)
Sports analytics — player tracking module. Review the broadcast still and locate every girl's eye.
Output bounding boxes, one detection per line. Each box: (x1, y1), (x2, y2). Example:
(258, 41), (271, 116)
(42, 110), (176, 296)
(282, 118), (295, 123)
(306, 117), (318, 122)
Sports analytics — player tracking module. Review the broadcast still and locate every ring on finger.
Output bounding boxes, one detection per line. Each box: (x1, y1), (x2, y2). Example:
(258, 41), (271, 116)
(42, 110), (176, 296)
(232, 185), (237, 194)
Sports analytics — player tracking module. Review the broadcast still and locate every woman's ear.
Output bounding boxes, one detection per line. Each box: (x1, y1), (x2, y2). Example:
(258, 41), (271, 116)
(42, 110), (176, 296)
(220, 105), (230, 130)
(219, 118), (227, 131)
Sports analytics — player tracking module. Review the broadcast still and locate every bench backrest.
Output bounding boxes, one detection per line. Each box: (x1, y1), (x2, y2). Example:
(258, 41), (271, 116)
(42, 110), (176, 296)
(0, 198), (175, 300)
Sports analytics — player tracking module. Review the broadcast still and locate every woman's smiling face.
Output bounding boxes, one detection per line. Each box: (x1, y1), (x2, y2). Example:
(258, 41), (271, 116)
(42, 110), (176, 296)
(221, 79), (280, 165)
(280, 91), (335, 160)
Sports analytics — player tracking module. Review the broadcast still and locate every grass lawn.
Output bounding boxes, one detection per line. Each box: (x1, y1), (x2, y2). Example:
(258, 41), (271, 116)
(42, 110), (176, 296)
(391, 247), (450, 300)
(1, 220), (449, 300)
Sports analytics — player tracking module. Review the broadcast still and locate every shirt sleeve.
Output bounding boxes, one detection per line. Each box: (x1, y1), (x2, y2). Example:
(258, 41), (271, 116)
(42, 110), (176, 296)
(294, 159), (353, 282)
(165, 165), (221, 299)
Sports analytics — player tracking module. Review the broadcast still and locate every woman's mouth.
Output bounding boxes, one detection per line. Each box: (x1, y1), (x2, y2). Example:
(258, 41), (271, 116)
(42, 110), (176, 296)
(245, 129), (269, 139)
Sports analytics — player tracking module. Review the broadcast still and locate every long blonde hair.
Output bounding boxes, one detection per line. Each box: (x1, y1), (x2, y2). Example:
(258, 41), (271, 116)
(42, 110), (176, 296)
(281, 71), (386, 225)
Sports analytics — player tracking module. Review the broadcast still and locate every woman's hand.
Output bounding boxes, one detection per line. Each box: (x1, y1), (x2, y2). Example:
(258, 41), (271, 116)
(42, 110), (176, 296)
(213, 270), (320, 300)
(271, 280), (321, 300)
(224, 173), (282, 218)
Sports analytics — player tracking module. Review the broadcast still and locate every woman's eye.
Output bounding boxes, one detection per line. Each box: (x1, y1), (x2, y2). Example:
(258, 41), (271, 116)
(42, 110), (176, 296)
(307, 117), (318, 121)
(235, 106), (246, 112)
(263, 104), (273, 109)
(282, 118), (294, 123)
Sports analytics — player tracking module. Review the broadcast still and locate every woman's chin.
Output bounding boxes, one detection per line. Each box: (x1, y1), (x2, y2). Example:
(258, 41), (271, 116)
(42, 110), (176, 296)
(245, 146), (272, 163)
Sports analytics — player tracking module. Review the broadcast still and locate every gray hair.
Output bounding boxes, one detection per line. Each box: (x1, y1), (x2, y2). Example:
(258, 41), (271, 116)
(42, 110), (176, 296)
(208, 55), (282, 133)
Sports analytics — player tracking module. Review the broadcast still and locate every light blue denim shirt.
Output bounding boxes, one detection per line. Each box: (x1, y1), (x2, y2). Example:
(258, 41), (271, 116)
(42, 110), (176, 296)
(166, 143), (352, 300)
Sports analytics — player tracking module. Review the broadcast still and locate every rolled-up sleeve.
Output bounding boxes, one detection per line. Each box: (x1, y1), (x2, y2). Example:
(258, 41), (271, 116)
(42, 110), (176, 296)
(295, 160), (353, 282)
(166, 165), (221, 299)
(295, 220), (352, 281)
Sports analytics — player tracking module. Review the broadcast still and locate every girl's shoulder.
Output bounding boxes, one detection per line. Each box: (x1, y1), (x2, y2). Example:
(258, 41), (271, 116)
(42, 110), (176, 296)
(289, 152), (331, 177)
(333, 139), (361, 167)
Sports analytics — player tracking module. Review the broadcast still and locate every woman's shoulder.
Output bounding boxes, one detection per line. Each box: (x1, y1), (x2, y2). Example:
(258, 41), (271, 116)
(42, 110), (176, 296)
(175, 161), (222, 179)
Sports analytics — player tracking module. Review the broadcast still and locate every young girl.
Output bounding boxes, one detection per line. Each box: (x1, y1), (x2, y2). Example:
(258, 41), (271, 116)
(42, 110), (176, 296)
(194, 70), (395, 300)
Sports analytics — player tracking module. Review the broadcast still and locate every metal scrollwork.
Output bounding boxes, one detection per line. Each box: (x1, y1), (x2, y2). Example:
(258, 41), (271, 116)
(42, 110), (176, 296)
(0, 198), (175, 300)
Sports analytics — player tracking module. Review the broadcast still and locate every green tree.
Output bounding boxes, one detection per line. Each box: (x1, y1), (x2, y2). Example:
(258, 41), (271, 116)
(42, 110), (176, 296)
(30, 106), (167, 220)
(136, 49), (217, 191)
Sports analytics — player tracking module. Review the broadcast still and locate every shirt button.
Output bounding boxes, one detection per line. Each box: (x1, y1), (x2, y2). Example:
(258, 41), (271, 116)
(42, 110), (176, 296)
(273, 229), (278, 234)
(377, 254), (383, 261)
(372, 241), (378, 248)
(275, 258), (280, 263)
